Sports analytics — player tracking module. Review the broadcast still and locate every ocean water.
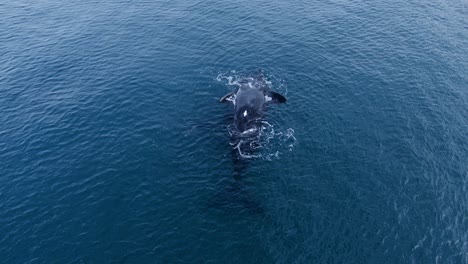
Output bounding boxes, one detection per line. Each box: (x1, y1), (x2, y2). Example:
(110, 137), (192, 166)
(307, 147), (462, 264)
(1, 0), (467, 263)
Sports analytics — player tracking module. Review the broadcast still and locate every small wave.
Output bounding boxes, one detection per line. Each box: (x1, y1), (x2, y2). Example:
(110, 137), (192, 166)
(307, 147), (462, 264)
(216, 71), (241, 87)
(228, 121), (297, 160)
(216, 70), (288, 95)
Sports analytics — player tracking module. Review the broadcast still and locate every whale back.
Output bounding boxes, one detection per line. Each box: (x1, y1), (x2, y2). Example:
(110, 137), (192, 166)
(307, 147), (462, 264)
(233, 85), (265, 131)
(219, 72), (286, 132)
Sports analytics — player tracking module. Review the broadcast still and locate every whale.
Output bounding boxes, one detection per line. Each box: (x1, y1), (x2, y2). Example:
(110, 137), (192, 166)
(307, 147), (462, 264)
(219, 72), (287, 177)
(219, 73), (286, 134)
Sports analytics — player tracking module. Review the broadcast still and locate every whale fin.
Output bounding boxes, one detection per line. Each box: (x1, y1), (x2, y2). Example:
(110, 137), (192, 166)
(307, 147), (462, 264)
(219, 92), (235, 103)
(265, 91), (286, 104)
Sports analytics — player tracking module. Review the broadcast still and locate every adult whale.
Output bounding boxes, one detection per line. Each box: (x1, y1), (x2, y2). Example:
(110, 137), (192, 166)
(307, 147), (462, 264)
(219, 72), (287, 177)
(219, 73), (286, 135)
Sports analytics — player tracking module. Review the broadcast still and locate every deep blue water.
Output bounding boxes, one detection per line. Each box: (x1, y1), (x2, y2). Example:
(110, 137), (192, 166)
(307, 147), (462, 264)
(1, 0), (467, 263)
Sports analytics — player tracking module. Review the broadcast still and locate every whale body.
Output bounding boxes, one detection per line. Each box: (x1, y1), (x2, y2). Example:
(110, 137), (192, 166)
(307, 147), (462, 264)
(219, 74), (286, 133)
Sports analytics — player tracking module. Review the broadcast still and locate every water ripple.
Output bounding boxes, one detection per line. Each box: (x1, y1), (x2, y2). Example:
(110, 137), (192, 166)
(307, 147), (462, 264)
(1, 0), (467, 263)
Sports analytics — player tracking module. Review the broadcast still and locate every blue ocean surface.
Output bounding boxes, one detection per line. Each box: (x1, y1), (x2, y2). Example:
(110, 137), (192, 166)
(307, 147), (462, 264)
(1, 0), (467, 263)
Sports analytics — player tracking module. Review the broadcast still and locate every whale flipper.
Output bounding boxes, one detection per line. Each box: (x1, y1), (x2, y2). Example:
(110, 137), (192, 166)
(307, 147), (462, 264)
(220, 92), (235, 103)
(265, 91), (286, 104)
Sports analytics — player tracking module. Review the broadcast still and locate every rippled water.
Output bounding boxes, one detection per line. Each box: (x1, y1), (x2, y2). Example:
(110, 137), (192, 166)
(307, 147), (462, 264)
(1, 0), (467, 263)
